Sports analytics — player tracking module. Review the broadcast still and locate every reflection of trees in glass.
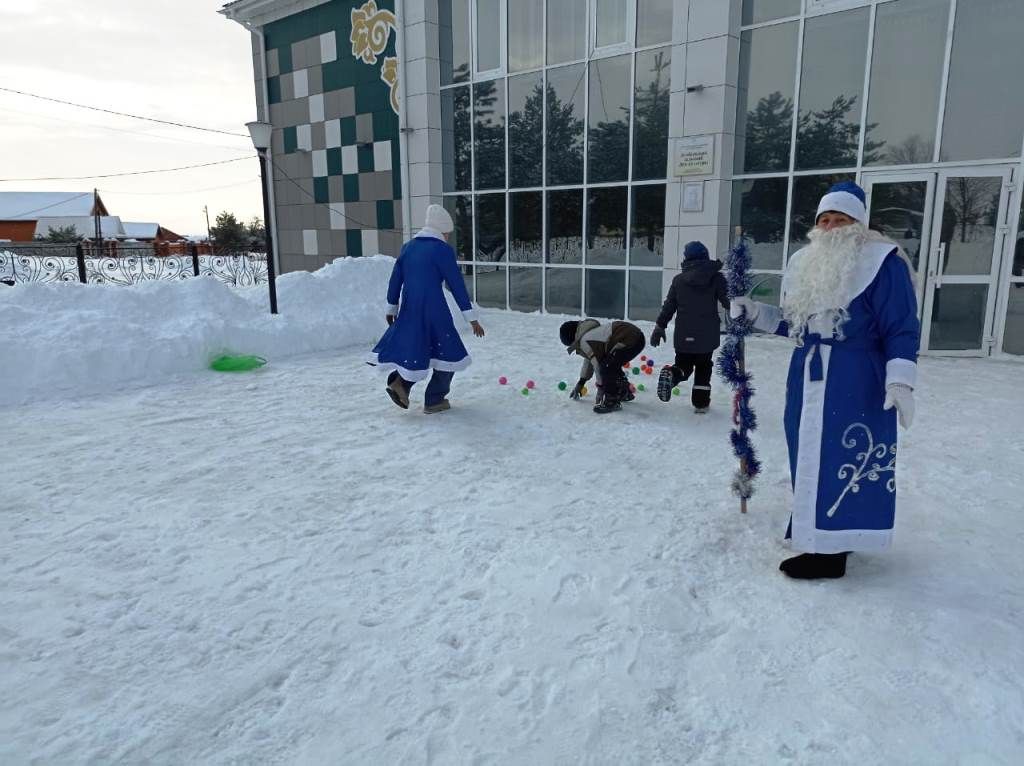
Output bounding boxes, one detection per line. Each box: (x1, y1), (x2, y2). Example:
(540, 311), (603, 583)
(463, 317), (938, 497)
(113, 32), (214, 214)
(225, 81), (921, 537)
(942, 178), (999, 244)
(740, 91), (792, 173)
(508, 78), (543, 188)
(443, 86), (472, 192)
(587, 57), (631, 183)
(545, 75), (585, 185)
(734, 178), (787, 270)
(510, 192), (542, 262)
(881, 134), (933, 166)
(475, 193), (506, 262)
(473, 79), (505, 189)
(630, 185), (665, 266)
(586, 187), (627, 265)
(444, 195), (473, 261)
(632, 49), (671, 180)
(796, 94), (883, 169)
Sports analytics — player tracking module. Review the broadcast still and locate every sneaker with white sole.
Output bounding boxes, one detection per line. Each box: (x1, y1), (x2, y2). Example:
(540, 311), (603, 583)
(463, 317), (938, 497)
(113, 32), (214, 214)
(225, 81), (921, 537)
(423, 399), (451, 414)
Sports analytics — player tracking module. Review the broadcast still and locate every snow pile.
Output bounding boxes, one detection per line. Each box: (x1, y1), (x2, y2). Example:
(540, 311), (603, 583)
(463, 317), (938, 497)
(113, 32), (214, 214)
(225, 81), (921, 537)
(0, 256), (394, 407)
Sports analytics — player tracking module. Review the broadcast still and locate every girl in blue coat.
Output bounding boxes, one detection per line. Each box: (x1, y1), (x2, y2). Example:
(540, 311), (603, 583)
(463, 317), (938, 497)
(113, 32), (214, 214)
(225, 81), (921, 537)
(370, 205), (485, 413)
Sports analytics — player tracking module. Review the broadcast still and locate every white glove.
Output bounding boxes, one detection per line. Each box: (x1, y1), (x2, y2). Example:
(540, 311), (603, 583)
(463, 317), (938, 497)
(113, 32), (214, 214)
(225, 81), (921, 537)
(729, 296), (759, 321)
(883, 383), (915, 429)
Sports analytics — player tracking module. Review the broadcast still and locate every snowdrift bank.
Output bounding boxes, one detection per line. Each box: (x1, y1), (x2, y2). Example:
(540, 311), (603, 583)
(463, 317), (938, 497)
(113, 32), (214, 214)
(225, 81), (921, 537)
(0, 256), (394, 407)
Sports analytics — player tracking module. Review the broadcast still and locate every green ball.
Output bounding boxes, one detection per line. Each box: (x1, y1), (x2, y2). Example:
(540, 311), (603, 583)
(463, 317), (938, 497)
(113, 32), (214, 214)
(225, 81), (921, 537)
(632, 366), (641, 374)
(637, 383), (646, 391)
(672, 387), (681, 396)
(558, 381), (567, 390)
(521, 387), (530, 395)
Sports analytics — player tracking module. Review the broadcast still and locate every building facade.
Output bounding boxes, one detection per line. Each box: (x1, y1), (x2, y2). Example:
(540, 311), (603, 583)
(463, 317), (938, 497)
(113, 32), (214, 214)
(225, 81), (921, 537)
(223, 0), (1024, 358)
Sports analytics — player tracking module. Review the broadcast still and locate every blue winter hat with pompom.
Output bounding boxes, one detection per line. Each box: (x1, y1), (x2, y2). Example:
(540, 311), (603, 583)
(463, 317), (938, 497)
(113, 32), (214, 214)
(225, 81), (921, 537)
(816, 181), (867, 225)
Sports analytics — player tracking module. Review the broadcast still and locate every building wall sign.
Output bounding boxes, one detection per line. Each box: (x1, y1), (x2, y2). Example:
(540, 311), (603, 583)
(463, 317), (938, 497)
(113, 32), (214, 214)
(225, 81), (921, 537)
(674, 135), (715, 177)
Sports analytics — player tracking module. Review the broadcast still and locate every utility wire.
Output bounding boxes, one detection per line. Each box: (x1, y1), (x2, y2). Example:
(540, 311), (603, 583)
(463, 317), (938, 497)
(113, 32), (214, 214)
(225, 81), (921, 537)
(99, 179), (259, 196)
(0, 156), (253, 182)
(0, 86), (250, 138)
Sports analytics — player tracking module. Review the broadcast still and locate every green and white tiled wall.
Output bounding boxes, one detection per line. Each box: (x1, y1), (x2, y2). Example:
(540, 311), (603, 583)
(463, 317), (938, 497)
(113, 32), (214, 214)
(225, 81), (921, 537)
(261, 0), (402, 272)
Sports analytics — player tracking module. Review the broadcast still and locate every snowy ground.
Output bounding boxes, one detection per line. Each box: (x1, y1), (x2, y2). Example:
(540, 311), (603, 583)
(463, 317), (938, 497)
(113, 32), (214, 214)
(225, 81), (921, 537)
(3, 285), (1024, 763)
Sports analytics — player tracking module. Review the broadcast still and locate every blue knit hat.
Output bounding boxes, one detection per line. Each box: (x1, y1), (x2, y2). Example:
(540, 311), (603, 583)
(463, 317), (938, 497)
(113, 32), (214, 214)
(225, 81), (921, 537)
(816, 181), (867, 224)
(683, 241), (709, 260)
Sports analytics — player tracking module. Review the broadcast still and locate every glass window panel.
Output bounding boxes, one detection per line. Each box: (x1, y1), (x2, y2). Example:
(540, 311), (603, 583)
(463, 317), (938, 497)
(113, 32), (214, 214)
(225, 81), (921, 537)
(476, 265), (507, 308)
(941, 0), (1024, 161)
(789, 173), (854, 250)
(546, 189), (584, 265)
(546, 267), (582, 314)
(865, 0), (949, 166)
(473, 79), (506, 190)
(509, 72), (544, 187)
(734, 23), (798, 174)
(928, 284), (988, 350)
(1002, 287), (1024, 355)
(937, 176), (1002, 275)
(444, 195), (474, 261)
(547, 0), (587, 64)
(867, 180), (927, 271)
(475, 0), (501, 73)
(439, 0), (471, 85)
(442, 86), (472, 192)
(586, 187), (627, 266)
(546, 64), (586, 185)
(457, 263), (475, 300)
(509, 0), (544, 72)
(510, 266), (543, 312)
(628, 269), (663, 321)
(732, 177), (788, 270)
(510, 192), (543, 263)
(633, 47), (671, 180)
(741, 0), (801, 25)
(596, 0), (628, 48)
(588, 55), (631, 183)
(630, 184), (666, 267)
(637, 0), (673, 46)
(749, 272), (782, 307)
(586, 269), (626, 318)
(475, 193), (507, 262)
(794, 9), (870, 171)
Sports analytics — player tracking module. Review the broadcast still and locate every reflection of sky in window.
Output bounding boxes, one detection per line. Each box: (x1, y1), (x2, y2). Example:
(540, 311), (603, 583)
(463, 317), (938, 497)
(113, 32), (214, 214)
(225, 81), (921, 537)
(735, 22), (797, 173)
(866, 0), (949, 165)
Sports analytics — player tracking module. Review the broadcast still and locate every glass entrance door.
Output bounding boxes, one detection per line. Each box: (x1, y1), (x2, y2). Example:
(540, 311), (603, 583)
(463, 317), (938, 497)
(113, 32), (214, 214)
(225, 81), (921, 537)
(922, 168), (1013, 355)
(863, 172), (935, 314)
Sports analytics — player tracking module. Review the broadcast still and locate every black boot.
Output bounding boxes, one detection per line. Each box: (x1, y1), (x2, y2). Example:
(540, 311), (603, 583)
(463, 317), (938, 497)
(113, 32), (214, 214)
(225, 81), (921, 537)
(779, 552), (849, 579)
(593, 396), (622, 414)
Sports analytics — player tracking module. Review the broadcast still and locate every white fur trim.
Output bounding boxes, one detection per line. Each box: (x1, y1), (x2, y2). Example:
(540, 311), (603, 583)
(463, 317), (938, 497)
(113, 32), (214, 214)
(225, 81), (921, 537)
(885, 358), (917, 389)
(784, 241), (895, 313)
(790, 528), (893, 554)
(367, 354), (472, 381)
(462, 308), (478, 322)
(386, 303), (399, 315)
(817, 191), (867, 225)
(791, 343), (831, 553)
(414, 227), (446, 241)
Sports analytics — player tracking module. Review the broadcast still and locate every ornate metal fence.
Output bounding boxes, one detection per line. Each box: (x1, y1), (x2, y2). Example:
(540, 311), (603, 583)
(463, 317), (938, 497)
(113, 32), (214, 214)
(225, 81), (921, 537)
(0, 244), (268, 287)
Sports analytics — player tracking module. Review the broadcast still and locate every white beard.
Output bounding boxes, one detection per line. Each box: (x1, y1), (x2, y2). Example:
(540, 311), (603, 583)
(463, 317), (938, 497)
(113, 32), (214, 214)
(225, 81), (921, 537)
(782, 223), (910, 342)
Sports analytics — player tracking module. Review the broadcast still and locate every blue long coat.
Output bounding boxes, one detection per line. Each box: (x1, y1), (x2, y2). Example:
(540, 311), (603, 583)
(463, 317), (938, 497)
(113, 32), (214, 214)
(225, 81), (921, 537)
(370, 232), (476, 381)
(773, 246), (920, 553)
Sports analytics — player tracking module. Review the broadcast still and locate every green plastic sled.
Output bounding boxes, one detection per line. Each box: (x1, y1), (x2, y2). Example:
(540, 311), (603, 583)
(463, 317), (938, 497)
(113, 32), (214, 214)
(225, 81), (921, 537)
(209, 354), (267, 372)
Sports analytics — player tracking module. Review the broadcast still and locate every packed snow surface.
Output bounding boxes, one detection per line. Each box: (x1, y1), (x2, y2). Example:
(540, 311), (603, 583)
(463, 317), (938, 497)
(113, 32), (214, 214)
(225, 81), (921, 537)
(2, 264), (1023, 764)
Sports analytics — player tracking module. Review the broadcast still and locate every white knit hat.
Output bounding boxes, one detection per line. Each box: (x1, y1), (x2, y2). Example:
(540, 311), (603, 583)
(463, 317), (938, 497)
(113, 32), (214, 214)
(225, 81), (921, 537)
(815, 181), (867, 225)
(424, 204), (454, 233)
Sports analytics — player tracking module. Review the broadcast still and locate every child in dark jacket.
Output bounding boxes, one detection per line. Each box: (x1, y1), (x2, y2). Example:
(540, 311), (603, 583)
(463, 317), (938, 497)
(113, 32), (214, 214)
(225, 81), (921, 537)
(650, 241), (730, 412)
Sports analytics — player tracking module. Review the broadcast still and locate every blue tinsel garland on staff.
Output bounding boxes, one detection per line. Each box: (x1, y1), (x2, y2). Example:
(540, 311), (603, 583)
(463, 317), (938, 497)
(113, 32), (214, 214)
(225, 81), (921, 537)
(716, 235), (762, 500)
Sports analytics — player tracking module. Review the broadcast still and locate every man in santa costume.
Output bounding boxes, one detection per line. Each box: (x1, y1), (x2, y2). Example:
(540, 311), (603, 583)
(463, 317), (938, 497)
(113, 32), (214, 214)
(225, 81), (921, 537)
(732, 181), (920, 579)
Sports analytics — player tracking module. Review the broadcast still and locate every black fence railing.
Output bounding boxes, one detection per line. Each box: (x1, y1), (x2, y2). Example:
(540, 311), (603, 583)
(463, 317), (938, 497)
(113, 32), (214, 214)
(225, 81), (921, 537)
(0, 244), (268, 287)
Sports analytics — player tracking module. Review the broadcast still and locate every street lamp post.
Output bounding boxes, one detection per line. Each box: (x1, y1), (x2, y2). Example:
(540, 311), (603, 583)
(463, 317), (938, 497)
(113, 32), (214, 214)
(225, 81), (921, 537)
(246, 120), (279, 315)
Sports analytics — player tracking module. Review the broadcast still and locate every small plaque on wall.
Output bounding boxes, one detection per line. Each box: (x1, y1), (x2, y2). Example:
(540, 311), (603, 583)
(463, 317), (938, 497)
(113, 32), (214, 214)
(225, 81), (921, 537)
(682, 181), (704, 212)
(674, 135), (715, 177)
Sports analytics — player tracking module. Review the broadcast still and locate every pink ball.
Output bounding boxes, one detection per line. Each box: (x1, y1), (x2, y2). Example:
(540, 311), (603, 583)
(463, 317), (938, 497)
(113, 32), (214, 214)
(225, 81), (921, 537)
(526, 380), (535, 389)
(498, 376), (507, 385)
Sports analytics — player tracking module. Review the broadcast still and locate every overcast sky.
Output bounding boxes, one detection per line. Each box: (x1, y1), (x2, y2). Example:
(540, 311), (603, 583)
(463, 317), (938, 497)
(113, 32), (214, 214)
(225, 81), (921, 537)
(0, 0), (262, 235)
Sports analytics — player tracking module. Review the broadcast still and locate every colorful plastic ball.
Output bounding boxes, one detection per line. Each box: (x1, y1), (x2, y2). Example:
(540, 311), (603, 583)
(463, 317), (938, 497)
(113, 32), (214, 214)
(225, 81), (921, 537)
(622, 362), (630, 369)
(644, 367), (652, 375)
(526, 380), (536, 389)
(521, 387), (530, 395)
(632, 366), (641, 374)
(629, 383), (637, 393)
(637, 383), (646, 392)
(672, 387), (681, 396)
(581, 386), (589, 396)
(558, 381), (567, 391)
(498, 376), (508, 385)
(640, 355), (647, 361)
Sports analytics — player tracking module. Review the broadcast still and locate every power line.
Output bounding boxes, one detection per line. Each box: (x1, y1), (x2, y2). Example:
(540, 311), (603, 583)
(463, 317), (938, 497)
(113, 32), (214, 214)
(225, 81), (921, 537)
(99, 179), (259, 196)
(0, 86), (250, 138)
(0, 156), (253, 182)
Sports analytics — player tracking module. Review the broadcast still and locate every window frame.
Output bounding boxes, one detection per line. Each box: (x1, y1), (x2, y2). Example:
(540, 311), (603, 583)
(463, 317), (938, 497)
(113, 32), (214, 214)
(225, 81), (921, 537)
(472, 0), (507, 79)
(590, 0), (638, 59)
